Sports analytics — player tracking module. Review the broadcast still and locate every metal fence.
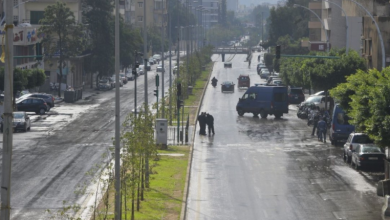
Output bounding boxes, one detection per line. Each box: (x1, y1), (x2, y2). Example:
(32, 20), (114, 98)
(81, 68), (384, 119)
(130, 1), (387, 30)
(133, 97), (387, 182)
(167, 125), (194, 145)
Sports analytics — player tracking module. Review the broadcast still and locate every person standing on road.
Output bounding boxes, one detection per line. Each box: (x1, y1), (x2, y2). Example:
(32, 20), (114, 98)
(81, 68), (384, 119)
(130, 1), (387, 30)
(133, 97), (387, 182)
(258, 55), (260, 62)
(311, 107), (320, 136)
(206, 113), (215, 135)
(317, 117), (327, 143)
(197, 112), (207, 135)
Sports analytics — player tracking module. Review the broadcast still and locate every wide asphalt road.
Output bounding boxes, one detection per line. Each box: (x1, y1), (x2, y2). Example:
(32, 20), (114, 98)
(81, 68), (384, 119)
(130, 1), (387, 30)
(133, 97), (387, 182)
(186, 52), (385, 220)
(0, 55), (178, 219)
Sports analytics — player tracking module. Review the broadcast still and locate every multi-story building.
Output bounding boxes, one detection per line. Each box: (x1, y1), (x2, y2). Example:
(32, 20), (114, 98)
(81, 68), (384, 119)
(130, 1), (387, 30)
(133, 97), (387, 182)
(308, 1), (329, 51)
(342, 0), (390, 70)
(1, 0), (87, 92)
(320, 0), (361, 54)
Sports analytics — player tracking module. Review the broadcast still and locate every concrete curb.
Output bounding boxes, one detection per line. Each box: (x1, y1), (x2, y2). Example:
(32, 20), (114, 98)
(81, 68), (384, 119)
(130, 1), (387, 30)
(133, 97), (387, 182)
(179, 62), (215, 220)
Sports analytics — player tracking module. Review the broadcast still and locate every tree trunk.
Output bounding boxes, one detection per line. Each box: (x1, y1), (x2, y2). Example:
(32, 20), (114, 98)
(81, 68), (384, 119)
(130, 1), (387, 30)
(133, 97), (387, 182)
(141, 158), (144, 200)
(125, 175), (127, 220)
(131, 169), (135, 220)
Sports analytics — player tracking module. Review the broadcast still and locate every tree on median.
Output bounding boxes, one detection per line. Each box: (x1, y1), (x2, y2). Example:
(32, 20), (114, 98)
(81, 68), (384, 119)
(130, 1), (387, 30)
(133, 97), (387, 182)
(39, 2), (85, 97)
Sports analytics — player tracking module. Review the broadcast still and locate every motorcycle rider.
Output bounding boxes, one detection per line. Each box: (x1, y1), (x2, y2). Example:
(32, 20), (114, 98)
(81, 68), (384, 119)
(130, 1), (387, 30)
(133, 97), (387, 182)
(211, 77), (218, 87)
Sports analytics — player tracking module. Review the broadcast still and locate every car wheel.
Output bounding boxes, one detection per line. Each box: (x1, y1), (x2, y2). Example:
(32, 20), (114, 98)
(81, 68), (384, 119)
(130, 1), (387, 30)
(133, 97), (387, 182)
(237, 109), (244, 116)
(260, 111), (267, 119)
(39, 108), (46, 115)
(331, 139), (336, 145)
(343, 152), (347, 162)
(275, 113), (282, 119)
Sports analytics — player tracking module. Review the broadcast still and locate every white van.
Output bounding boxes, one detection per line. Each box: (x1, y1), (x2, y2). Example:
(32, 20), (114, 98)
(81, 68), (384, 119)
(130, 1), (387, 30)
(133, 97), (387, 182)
(153, 54), (161, 62)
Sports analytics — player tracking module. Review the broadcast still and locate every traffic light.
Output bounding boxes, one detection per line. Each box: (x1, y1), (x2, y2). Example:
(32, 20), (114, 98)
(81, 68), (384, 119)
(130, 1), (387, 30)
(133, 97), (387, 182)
(177, 83), (182, 96)
(154, 89), (158, 97)
(275, 45), (281, 59)
(155, 74), (159, 87)
(177, 99), (184, 109)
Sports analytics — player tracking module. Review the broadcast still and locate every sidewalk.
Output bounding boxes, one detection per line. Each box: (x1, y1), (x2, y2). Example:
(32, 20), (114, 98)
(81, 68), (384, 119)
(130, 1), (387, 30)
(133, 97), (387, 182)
(53, 86), (99, 104)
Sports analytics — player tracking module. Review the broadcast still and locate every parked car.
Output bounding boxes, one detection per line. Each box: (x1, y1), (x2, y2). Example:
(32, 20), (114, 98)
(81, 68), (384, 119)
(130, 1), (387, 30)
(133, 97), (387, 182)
(288, 87), (305, 104)
(299, 95), (322, 108)
(236, 85), (288, 119)
(153, 54), (162, 62)
(260, 69), (270, 79)
(17, 93), (55, 108)
(149, 57), (156, 65)
(120, 73), (128, 84)
(311, 91), (329, 96)
(329, 104), (355, 145)
(0, 111), (31, 132)
(16, 97), (48, 115)
(221, 81), (235, 92)
(237, 74), (250, 88)
(267, 76), (281, 85)
(136, 67), (144, 75)
(257, 64), (267, 74)
(270, 79), (283, 86)
(156, 65), (165, 73)
(110, 76), (123, 87)
(98, 78), (112, 90)
(351, 144), (385, 170)
(343, 133), (373, 163)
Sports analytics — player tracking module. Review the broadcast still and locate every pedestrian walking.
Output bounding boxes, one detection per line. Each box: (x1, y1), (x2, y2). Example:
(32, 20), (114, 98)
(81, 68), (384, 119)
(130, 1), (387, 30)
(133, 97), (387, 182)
(317, 117), (327, 143)
(206, 113), (215, 135)
(258, 55), (260, 62)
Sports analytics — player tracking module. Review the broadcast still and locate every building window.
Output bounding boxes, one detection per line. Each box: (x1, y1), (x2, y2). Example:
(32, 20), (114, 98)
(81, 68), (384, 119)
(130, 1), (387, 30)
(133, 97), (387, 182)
(13, 0), (18, 7)
(138, 2), (143, 7)
(369, 40), (372, 55)
(137, 16), (143, 22)
(13, 16), (18, 21)
(30, 11), (45, 24)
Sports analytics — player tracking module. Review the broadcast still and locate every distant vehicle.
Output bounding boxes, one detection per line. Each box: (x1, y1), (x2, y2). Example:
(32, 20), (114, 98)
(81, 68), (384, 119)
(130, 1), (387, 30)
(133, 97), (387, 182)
(299, 95), (322, 108)
(119, 73), (128, 84)
(137, 66), (144, 75)
(156, 65), (165, 73)
(236, 85), (288, 119)
(288, 87), (305, 104)
(173, 66), (178, 74)
(110, 76), (123, 87)
(0, 111), (31, 132)
(260, 69), (270, 79)
(330, 104), (355, 145)
(271, 80), (283, 86)
(224, 62), (232, 68)
(257, 64), (266, 73)
(311, 91), (329, 96)
(153, 54), (162, 62)
(18, 93), (55, 108)
(221, 81), (235, 92)
(149, 57), (156, 65)
(98, 78), (112, 90)
(237, 74), (250, 88)
(16, 97), (48, 115)
(267, 76), (281, 85)
(351, 144), (385, 170)
(343, 132), (372, 163)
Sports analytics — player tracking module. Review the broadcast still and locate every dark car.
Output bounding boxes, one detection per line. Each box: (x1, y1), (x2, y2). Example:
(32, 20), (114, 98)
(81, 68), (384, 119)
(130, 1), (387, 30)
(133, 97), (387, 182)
(16, 97), (48, 115)
(351, 144), (385, 170)
(237, 75), (250, 88)
(0, 111), (31, 132)
(288, 87), (305, 104)
(221, 81), (235, 92)
(17, 93), (55, 108)
(98, 79), (112, 90)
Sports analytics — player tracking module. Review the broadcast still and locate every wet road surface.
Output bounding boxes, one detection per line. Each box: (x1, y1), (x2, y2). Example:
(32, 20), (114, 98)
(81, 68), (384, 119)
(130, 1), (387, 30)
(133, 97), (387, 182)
(186, 53), (385, 220)
(0, 57), (177, 219)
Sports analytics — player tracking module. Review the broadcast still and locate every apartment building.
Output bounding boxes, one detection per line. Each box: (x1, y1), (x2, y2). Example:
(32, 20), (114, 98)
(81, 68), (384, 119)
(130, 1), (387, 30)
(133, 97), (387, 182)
(320, 0), (361, 54)
(342, 0), (390, 70)
(1, 0), (86, 91)
(308, 1), (329, 51)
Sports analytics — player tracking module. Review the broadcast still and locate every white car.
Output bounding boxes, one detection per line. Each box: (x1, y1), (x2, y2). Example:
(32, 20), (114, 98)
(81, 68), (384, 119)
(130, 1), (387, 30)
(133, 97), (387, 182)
(156, 65), (165, 73)
(153, 54), (162, 62)
(260, 69), (270, 79)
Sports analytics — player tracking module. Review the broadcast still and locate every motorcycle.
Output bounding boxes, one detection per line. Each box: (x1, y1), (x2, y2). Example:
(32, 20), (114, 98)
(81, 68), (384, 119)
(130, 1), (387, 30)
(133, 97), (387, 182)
(211, 79), (218, 88)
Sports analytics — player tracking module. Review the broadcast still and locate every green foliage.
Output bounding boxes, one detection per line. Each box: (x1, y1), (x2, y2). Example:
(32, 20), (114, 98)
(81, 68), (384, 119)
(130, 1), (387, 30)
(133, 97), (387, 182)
(39, 2), (85, 97)
(147, 25), (169, 54)
(0, 67), (44, 95)
(331, 68), (390, 146)
(276, 35), (309, 55)
(207, 24), (242, 46)
(168, 3), (196, 44)
(25, 68), (46, 90)
(263, 53), (274, 70)
(267, 0), (310, 46)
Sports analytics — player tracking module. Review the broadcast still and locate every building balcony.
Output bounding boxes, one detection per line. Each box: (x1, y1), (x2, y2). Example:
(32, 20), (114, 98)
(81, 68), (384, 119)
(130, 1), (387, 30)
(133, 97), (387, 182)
(308, 1), (321, 10)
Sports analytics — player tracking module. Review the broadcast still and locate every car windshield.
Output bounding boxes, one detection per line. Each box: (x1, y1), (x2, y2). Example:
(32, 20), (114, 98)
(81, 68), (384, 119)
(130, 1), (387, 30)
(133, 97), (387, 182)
(99, 80), (108, 83)
(362, 145), (382, 153)
(223, 81), (232, 85)
(354, 135), (373, 144)
(120, 74), (125, 77)
(306, 96), (322, 102)
(13, 112), (24, 119)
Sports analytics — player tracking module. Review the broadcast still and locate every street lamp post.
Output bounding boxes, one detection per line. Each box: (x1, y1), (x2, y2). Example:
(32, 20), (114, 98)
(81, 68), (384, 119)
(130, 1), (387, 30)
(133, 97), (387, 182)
(346, 0), (385, 69)
(293, 4), (329, 52)
(324, 0), (349, 55)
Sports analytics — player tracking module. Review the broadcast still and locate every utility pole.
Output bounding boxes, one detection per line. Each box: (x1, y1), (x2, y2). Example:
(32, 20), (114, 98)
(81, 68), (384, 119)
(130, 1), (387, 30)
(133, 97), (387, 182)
(161, 3), (165, 118)
(1, 0), (14, 219)
(143, 0), (150, 188)
(114, 0), (121, 218)
(168, 11), (172, 125)
(261, 12), (263, 44)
